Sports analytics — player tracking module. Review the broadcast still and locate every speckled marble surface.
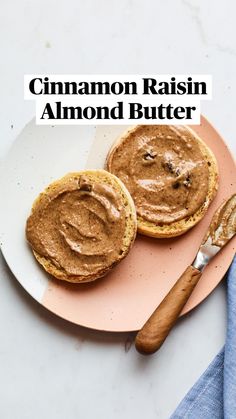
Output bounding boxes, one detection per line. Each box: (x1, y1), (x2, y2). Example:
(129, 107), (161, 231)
(0, 1), (235, 418)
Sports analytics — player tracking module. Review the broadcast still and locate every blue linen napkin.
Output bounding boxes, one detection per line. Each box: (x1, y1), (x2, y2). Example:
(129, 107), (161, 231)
(171, 256), (236, 419)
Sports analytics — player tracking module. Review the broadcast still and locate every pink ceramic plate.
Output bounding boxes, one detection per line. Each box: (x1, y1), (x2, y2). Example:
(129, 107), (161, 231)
(0, 117), (235, 331)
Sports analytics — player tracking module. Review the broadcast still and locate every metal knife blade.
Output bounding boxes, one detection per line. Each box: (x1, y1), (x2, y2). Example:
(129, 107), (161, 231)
(193, 194), (236, 271)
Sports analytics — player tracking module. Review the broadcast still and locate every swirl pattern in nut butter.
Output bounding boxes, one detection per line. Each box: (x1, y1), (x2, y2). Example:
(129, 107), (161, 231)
(26, 174), (127, 277)
(107, 125), (210, 225)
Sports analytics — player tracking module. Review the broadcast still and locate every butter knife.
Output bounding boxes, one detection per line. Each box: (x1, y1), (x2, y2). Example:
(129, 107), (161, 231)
(135, 194), (236, 355)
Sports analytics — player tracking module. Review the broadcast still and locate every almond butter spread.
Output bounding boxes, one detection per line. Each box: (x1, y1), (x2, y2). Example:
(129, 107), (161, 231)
(108, 125), (209, 224)
(205, 194), (236, 247)
(26, 175), (127, 277)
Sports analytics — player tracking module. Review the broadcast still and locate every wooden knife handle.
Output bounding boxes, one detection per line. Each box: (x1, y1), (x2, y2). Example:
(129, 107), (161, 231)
(135, 265), (202, 355)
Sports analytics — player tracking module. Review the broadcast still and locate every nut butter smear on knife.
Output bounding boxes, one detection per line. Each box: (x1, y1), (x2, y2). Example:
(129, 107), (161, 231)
(135, 194), (236, 355)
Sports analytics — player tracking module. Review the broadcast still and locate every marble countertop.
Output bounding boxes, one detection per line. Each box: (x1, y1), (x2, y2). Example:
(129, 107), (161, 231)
(0, 1), (235, 418)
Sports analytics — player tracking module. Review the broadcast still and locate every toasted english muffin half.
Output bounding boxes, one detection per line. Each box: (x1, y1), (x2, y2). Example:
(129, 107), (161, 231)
(26, 170), (137, 283)
(106, 125), (219, 238)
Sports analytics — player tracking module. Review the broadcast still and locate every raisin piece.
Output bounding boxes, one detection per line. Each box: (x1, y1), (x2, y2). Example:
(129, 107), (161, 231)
(166, 161), (174, 173)
(183, 173), (191, 188)
(173, 181), (180, 189)
(79, 177), (93, 192)
(143, 151), (157, 160)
